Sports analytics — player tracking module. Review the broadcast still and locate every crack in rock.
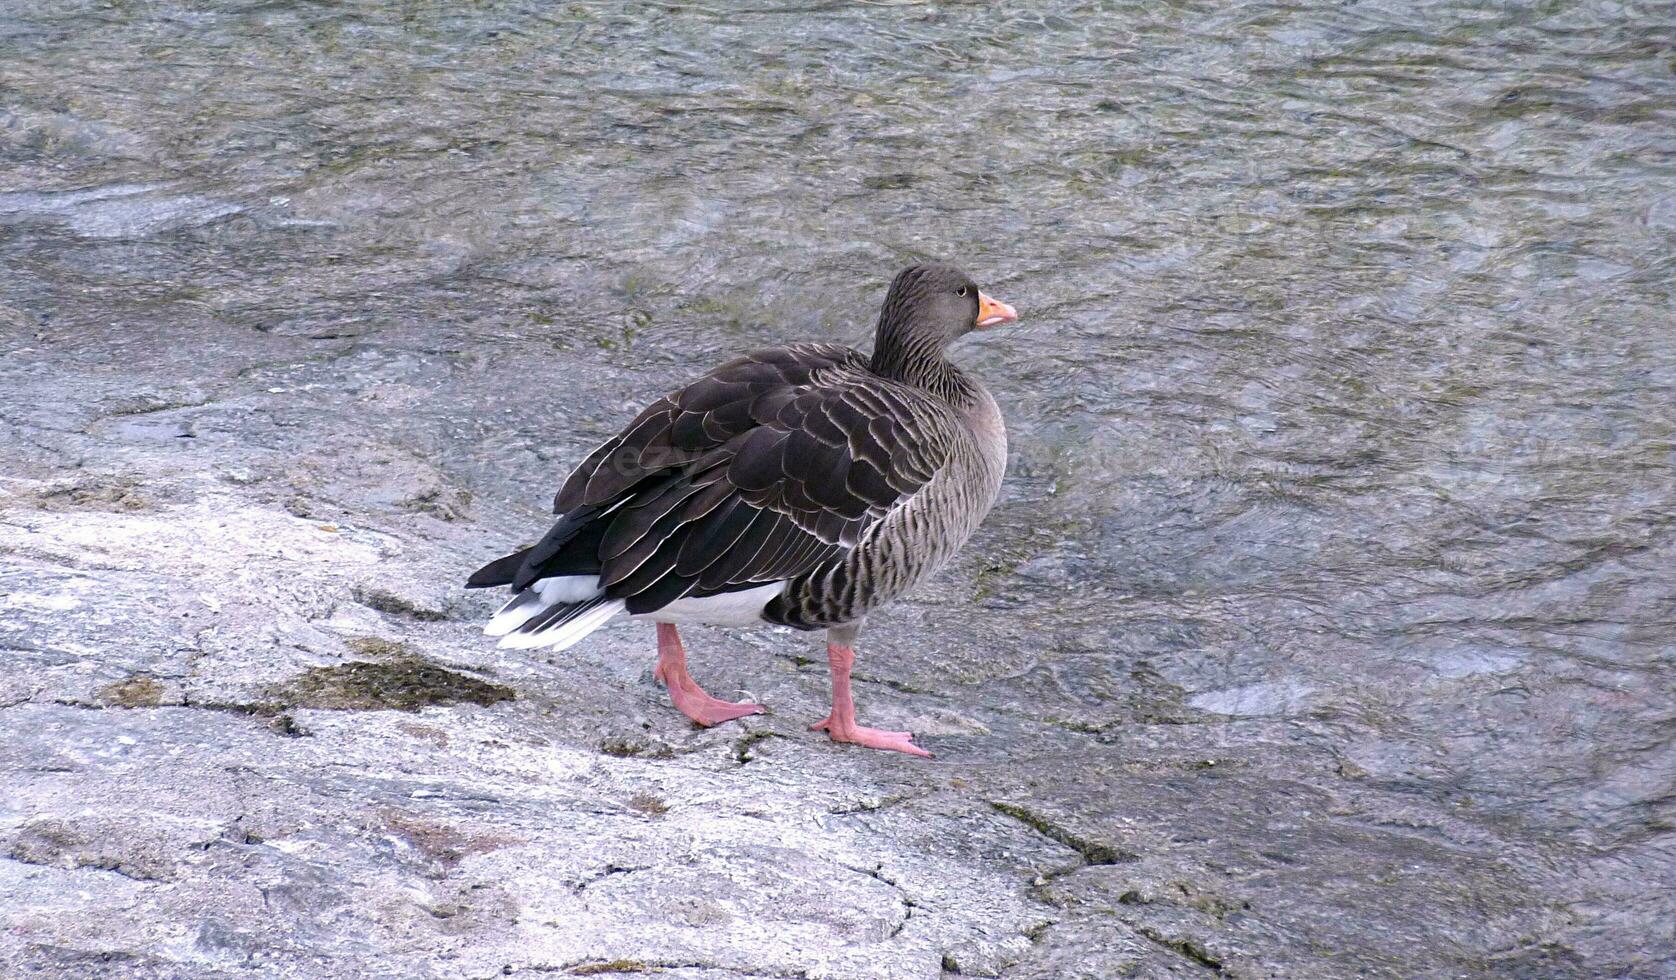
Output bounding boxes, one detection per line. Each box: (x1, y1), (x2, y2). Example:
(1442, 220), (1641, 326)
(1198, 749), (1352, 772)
(1134, 925), (1228, 975)
(987, 800), (1138, 867)
(834, 861), (915, 940)
(732, 729), (781, 763)
(570, 863), (650, 895)
(489, 960), (811, 978)
(827, 791), (925, 815)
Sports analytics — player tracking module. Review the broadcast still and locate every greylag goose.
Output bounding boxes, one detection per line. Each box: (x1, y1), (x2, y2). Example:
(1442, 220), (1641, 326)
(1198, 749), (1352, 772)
(466, 264), (1015, 756)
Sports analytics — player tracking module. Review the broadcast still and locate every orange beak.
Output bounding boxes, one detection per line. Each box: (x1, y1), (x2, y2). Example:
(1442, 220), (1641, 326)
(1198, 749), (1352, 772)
(975, 291), (1018, 330)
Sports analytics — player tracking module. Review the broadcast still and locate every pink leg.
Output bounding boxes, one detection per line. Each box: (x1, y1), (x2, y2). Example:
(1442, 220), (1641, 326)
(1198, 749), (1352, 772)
(654, 623), (763, 727)
(810, 643), (931, 757)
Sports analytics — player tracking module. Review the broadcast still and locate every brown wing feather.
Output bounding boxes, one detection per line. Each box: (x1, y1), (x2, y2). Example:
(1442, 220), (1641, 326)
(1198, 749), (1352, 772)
(553, 343), (855, 514)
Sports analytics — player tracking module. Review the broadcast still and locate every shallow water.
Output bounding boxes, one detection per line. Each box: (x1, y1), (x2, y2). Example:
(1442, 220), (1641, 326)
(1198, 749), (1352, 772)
(3, 0), (1674, 974)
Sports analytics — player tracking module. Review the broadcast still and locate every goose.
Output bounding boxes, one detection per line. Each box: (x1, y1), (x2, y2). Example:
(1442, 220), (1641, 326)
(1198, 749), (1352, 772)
(465, 263), (1016, 756)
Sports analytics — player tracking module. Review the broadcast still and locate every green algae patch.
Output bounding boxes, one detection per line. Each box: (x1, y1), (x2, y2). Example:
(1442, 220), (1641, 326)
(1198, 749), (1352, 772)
(344, 635), (415, 659)
(626, 793), (669, 818)
(266, 657), (513, 712)
(569, 962), (656, 976)
(98, 675), (166, 708)
(351, 585), (449, 621)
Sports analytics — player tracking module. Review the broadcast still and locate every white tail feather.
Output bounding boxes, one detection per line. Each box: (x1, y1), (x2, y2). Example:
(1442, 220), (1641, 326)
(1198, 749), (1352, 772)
(536, 575), (602, 604)
(497, 599), (625, 651)
(484, 591), (540, 636)
(484, 576), (602, 637)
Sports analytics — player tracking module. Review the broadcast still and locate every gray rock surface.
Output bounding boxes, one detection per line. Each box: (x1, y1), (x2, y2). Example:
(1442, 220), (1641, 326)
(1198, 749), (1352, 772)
(3, 2), (1675, 978)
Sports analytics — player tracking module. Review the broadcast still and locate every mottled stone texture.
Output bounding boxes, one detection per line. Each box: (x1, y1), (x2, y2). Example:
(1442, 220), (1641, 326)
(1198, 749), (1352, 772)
(4, 278), (1671, 979)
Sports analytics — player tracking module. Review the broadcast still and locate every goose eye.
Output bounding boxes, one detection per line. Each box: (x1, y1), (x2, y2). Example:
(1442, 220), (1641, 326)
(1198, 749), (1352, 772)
(957, 286), (968, 297)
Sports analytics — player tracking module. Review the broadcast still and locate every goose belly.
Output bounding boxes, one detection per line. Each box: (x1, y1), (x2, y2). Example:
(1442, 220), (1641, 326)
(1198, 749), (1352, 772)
(629, 581), (787, 627)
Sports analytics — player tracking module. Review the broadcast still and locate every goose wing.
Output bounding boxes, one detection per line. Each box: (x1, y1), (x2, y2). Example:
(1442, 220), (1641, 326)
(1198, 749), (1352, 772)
(527, 343), (955, 616)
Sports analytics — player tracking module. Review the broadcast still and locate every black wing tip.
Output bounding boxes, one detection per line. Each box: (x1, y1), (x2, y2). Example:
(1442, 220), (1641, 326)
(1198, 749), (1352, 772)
(509, 511), (592, 591)
(465, 548), (531, 590)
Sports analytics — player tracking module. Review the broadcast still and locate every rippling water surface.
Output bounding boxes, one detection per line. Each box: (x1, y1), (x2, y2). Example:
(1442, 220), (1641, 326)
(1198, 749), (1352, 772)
(3, 0), (1673, 973)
